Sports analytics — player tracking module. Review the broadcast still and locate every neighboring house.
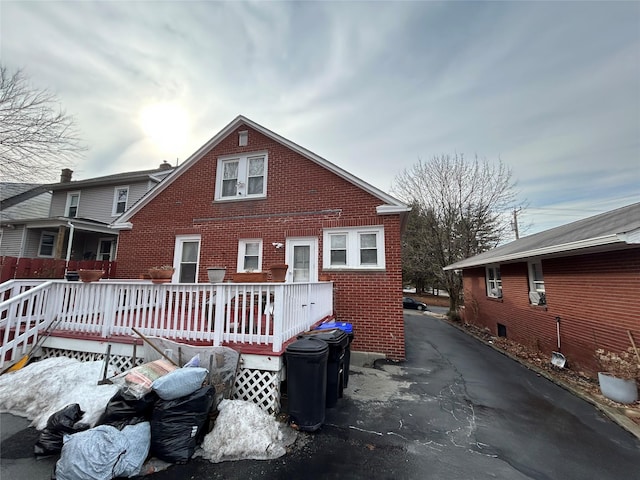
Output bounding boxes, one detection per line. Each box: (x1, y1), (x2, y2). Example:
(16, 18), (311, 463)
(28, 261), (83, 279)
(112, 115), (411, 360)
(444, 203), (640, 373)
(1, 183), (52, 256)
(0, 163), (174, 262)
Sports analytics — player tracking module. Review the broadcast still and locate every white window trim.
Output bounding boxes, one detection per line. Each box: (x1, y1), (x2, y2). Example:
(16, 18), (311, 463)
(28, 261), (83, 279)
(528, 260), (546, 305)
(65, 191), (80, 218)
(112, 186), (129, 216)
(97, 238), (115, 261)
(486, 265), (503, 298)
(527, 261), (545, 293)
(237, 239), (263, 272)
(214, 151), (268, 201)
(322, 226), (385, 270)
(38, 231), (57, 258)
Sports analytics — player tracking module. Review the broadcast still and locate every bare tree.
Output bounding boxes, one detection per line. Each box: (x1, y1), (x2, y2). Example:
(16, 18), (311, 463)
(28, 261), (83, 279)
(393, 154), (521, 313)
(0, 65), (84, 183)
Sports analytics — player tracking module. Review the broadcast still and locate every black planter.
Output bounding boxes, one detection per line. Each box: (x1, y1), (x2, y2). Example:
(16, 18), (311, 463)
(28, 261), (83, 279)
(65, 271), (80, 281)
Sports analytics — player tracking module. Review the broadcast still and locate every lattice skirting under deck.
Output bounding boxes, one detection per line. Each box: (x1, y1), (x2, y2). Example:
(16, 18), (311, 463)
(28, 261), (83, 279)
(38, 347), (282, 415)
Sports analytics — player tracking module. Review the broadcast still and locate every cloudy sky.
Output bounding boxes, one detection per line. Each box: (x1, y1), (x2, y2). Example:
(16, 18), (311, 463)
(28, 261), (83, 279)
(1, 1), (638, 234)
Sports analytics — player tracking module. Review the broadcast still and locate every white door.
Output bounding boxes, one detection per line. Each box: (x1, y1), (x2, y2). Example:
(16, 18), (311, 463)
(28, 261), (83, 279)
(285, 238), (317, 283)
(173, 235), (201, 283)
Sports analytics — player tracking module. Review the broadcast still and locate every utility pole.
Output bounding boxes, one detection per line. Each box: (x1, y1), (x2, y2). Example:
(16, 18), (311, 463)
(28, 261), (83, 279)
(512, 208), (521, 239)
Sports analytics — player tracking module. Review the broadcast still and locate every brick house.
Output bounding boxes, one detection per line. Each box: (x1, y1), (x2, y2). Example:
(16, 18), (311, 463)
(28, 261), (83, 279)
(112, 115), (411, 360)
(444, 202), (640, 373)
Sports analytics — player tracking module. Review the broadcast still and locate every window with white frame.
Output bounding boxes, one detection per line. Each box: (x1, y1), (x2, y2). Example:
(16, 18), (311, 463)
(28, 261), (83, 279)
(38, 231), (57, 257)
(486, 265), (502, 298)
(65, 192), (80, 218)
(528, 260), (546, 305)
(112, 186), (129, 215)
(237, 239), (263, 272)
(323, 226), (385, 269)
(215, 153), (267, 200)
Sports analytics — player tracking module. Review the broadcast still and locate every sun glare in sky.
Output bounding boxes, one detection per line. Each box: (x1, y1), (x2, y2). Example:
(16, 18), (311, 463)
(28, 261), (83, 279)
(139, 102), (190, 154)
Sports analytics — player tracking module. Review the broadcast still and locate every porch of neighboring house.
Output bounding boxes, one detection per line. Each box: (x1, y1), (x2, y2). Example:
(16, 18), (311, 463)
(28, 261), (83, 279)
(0, 279), (334, 413)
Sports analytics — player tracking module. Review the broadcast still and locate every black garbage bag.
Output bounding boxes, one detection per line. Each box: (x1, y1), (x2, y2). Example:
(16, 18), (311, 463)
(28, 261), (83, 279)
(150, 385), (215, 464)
(96, 389), (158, 430)
(34, 404), (89, 457)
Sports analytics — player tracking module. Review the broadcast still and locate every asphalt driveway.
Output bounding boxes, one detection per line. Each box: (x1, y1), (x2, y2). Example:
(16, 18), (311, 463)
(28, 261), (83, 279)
(2, 312), (639, 479)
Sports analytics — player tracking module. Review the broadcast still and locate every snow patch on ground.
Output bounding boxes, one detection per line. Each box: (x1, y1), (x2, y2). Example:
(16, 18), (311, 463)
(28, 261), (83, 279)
(197, 399), (296, 463)
(0, 357), (119, 430)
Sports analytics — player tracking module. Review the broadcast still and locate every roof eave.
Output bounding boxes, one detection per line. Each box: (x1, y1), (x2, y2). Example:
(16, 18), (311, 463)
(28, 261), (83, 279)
(443, 234), (625, 271)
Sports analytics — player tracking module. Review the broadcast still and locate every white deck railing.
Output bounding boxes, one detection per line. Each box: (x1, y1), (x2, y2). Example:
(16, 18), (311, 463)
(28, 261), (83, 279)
(0, 279), (333, 368)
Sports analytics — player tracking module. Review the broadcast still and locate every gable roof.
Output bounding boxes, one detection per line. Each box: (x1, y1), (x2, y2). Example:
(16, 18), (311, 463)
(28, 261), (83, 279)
(0, 183), (51, 224)
(48, 163), (174, 191)
(444, 202), (640, 270)
(112, 115), (410, 228)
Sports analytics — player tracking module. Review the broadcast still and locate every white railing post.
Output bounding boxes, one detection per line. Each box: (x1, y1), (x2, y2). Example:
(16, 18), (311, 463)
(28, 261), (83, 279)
(212, 284), (225, 346)
(101, 283), (117, 338)
(272, 284), (285, 352)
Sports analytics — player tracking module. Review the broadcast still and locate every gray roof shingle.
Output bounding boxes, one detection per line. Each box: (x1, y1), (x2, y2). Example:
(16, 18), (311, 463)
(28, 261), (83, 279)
(444, 202), (640, 270)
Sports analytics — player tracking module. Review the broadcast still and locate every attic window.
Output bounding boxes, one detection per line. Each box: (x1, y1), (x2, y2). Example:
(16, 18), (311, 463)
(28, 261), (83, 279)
(215, 152), (268, 201)
(239, 130), (248, 147)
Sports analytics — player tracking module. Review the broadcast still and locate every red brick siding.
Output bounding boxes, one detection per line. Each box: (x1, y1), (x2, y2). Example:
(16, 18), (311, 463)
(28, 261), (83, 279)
(461, 249), (640, 374)
(116, 124), (405, 359)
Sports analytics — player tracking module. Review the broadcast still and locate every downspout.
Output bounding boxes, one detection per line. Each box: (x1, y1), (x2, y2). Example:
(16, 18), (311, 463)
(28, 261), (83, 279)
(65, 221), (75, 274)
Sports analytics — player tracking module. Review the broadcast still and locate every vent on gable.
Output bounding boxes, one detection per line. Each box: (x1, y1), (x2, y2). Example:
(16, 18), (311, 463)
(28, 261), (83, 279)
(239, 130), (248, 147)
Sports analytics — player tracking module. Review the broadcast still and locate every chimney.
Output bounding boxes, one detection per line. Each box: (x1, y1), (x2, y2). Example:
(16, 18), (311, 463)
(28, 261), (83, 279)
(60, 168), (73, 183)
(159, 161), (172, 170)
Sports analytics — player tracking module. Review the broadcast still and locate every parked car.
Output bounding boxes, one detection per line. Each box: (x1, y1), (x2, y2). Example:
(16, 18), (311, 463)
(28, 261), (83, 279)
(403, 297), (428, 311)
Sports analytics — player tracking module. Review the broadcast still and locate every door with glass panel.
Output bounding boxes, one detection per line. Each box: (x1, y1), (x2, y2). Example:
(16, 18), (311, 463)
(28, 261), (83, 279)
(285, 238), (317, 283)
(173, 236), (201, 283)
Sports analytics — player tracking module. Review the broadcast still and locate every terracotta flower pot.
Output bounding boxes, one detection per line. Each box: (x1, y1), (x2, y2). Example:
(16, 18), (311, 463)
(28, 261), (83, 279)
(233, 272), (269, 283)
(78, 269), (104, 283)
(148, 268), (175, 284)
(269, 264), (288, 282)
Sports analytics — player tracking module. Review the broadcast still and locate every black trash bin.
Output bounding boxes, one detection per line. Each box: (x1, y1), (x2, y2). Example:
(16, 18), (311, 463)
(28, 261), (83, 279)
(285, 336), (329, 432)
(301, 328), (348, 407)
(315, 322), (354, 388)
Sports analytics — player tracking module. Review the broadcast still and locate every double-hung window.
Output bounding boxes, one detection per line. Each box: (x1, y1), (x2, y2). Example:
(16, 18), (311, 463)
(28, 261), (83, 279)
(528, 261), (546, 305)
(486, 265), (502, 298)
(38, 231), (56, 257)
(112, 186), (129, 215)
(215, 152), (267, 201)
(323, 227), (385, 269)
(237, 239), (263, 272)
(66, 192), (80, 218)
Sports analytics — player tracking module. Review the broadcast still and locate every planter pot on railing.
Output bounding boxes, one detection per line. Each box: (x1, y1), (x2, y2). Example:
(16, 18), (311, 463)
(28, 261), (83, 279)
(207, 267), (227, 283)
(233, 272), (269, 283)
(598, 372), (638, 404)
(269, 264), (288, 282)
(65, 271), (80, 281)
(78, 269), (104, 283)
(148, 268), (175, 284)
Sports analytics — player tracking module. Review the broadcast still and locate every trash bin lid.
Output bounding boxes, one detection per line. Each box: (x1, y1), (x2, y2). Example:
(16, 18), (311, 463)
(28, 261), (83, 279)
(285, 336), (329, 356)
(315, 322), (353, 335)
(301, 328), (348, 348)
